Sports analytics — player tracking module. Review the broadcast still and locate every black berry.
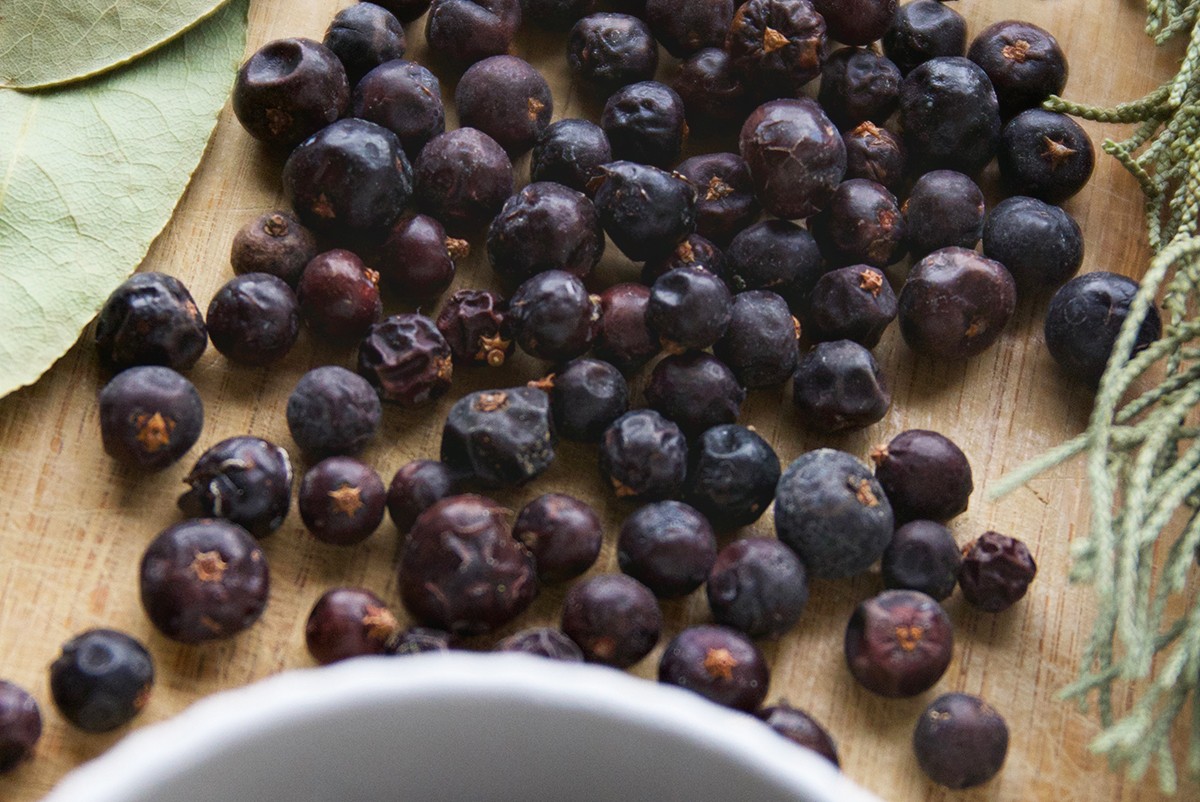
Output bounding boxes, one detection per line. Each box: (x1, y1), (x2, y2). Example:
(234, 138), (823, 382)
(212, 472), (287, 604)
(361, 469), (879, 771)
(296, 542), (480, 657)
(352, 60), (445, 160)
(286, 366), (381, 460)
(675, 152), (760, 246)
(881, 520), (962, 601)
(561, 574), (662, 668)
(98, 366), (203, 471)
(727, 0), (828, 98)
(601, 81), (688, 168)
(903, 170), (986, 259)
(871, 429), (973, 523)
(49, 630), (153, 733)
(818, 47), (901, 130)
(230, 211), (317, 288)
(413, 127), (514, 235)
(357, 314), (454, 406)
(539, 358), (629, 443)
(566, 13), (658, 95)
(707, 537), (807, 639)
(374, 214), (465, 300)
(959, 531), (1038, 613)
(714, 290), (800, 388)
(644, 0), (735, 57)
(672, 49), (751, 130)
(913, 693), (1009, 788)
(513, 493), (603, 583)
(806, 266), (897, 349)
(232, 38), (349, 149)
(997, 109), (1095, 203)
(810, 178), (906, 268)
(883, 0), (966, 75)
(723, 219), (823, 313)
(899, 57), (1001, 175)
(424, 0), (521, 67)
(739, 98), (846, 220)
(844, 589), (953, 697)
(618, 500), (717, 599)
(387, 460), (459, 533)
(982, 196), (1084, 295)
(687, 424), (780, 530)
(645, 351), (745, 439)
(792, 339), (891, 432)
(297, 249), (382, 344)
(206, 273), (299, 366)
(599, 409), (688, 501)
(647, 266), (732, 352)
(305, 587), (400, 664)
(440, 388), (556, 487)
(592, 161), (697, 262)
(811, 0), (896, 47)
(298, 457), (387, 546)
(594, 283), (660, 371)
(323, 3), (406, 86)
(658, 625), (770, 712)
(530, 119), (612, 193)
(758, 703), (839, 765)
(487, 182), (604, 286)
(968, 20), (1067, 117)
(94, 272), (207, 373)
(842, 121), (906, 192)
(508, 270), (602, 362)
(178, 436), (293, 537)
(456, 55), (553, 156)
(0, 681), (40, 773)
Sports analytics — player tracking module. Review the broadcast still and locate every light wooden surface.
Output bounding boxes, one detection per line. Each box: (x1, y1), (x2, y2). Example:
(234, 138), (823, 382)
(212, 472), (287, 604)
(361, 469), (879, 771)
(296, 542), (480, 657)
(1, 1), (1195, 800)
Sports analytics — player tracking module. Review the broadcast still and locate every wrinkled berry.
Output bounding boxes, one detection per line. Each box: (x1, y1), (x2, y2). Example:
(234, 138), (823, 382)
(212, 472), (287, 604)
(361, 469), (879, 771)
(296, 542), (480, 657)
(914, 693), (1009, 788)
(968, 20), (1067, 117)
(792, 340), (891, 432)
(871, 429), (973, 523)
(723, 220), (823, 313)
(707, 537), (806, 638)
(513, 493), (603, 583)
(687, 425), (780, 530)
(672, 49), (751, 129)
(414, 128), (514, 235)
(495, 627), (584, 661)
(357, 314), (454, 406)
(305, 587), (399, 664)
(647, 266), (732, 352)
(842, 121), (906, 191)
(352, 60), (445, 160)
(298, 457), (387, 546)
(487, 183), (604, 286)
(818, 47), (901, 130)
(806, 266), (897, 349)
(561, 574), (662, 667)
(539, 358), (629, 442)
(601, 81), (688, 168)
(727, 0), (828, 98)
(387, 459), (459, 532)
(286, 366), (381, 459)
(530, 119), (612, 193)
(592, 161), (697, 262)
(959, 531), (1037, 612)
(982, 196), (1083, 294)
(178, 436), (293, 537)
(232, 38), (349, 149)
(758, 703), (839, 766)
(881, 520), (962, 601)
(618, 501), (716, 598)
(998, 109), (1094, 203)
(594, 283), (659, 371)
(508, 270), (602, 362)
(441, 388), (556, 487)
(599, 409), (688, 501)
(567, 13), (658, 95)
(0, 681), (40, 772)
(658, 625), (769, 712)
(899, 57), (1001, 175)
(230, 211), (317, 288)
(456, 55), (553, 155)
(94, 272), (207, 373)
(424, 0), (522, 67)
(844, 589), (953, 697)
(645, 351), (745, 438)
(297, 250), (382, 343)
(99, 366), (204, 471)
(675, 152), (760, 246)
(436, 289), (513, 367)
(49, 630), (153, 733)
(810, 179), (906, 268)
(714, 290), (800, 388)
(206, 273), (299, 366)
(883, 0), (966, 75)
(740, 98), (846, 220)
(375, 214), (465, 299)
(811, 0), (896, 47)
(323, 3), (406, 86)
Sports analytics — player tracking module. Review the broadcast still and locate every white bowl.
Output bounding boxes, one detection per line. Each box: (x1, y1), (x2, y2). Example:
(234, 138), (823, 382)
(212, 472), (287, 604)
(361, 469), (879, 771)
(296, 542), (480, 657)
(43, 653), (881, 802)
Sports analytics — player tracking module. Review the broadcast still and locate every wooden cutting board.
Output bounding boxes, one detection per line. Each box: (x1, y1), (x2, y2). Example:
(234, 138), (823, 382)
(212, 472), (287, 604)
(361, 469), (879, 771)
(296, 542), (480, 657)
(1, 1), (1194, 800)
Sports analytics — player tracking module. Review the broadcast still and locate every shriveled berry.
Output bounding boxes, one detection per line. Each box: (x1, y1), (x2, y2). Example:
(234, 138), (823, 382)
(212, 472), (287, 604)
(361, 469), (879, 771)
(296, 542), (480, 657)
(959, 532), (1037, 613)
(818, 47), (901, 130)
(844, 589), (953, 697)
(642, 235), (724, 287)
(723, 220), (823, 313)
(0, 681), (40, 772)
(357, 314), (453, 406)
(775, 449), (894, 578)
(1043, 272), (1161, 386)
(792, 340), (891, 432)
(899, 57), (1001, 175)
(495, 628), (584, 661)
(456, 55), (553, 156)
(806, 266), (897, 349)
(508, 271), (602, 362)
(727, 0), (828, 98)
(178, 436), (293, 537)
(139, 519), (270, 642)
(645, 351), (745, 438)
(594, 283), (659, 371)
(672, 49), (752, 129)
(903, 170), (986, 259)
(592, 161), (697, 262)
(487, 183), (604, 286)
(436, 289), (513, 367)
(391, 626), (453, 655)
(881, 520), (961, 601)
(714, 290), (800, 388)
(305, 588), (400, 664)
(601, 81), (688, 168)
(297, 250), (382, 343)
(424, 0), (522, 67)
(283, 118), (412, 236)
(757, 703), (839, 766)
(94, 272), (207, 373)
(842, 122), (906, 191)
(998, 109), (1094, 203)
(298, 457), (387, 546)
(810, 178), (906, 268)
(232, 38), (349, 149)
(567, 13), (658, 95)
(374, 214), (464, 299)
(914, 693), (1009, 788)
(414, 128), (514, 235)
(687, 425), (780, 530)
(323, 3), (406, 86)
(739, 98), (846, 220)
(561, 574), (662, 667)
(231, 211), (317, 287)
(968, 20), (1067, 117)
(287, 366), (381, 459)
(539, 358), (629, 442)
(675, 152), (760, 246)
(99, 366), (203, 471)
(897, 247), (1016, 359)
(399, 494), (537, 635)
(618, 501), (717, 599)
(49, 630), (153, 733)
(441, 388), (556, 487)
(352, 60), (445, 160)
(647, 266), (732, 352)
(387, 460), (458, 533)
(871, 429), (973, 523)
(658, 626), (769, 712)
(707, 537), (806, 638)
(883, 0), (966, 75)
(513, 493), (603, 583)
(530, 119), (612, 193)
(645, 0), (735, 57)
(206, 273), (299, 366)
(599, 409), (688, 501)
(982, 196), (1083, 294)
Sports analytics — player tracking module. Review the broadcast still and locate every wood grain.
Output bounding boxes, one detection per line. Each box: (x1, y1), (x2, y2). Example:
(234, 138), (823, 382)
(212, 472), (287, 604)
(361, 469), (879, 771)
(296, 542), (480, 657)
(1, 1), (1195, 800)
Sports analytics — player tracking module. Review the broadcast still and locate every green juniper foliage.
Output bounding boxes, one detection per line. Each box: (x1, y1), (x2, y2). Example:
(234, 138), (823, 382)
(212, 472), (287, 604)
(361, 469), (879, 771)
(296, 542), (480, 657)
(991, 0), (1200, 791)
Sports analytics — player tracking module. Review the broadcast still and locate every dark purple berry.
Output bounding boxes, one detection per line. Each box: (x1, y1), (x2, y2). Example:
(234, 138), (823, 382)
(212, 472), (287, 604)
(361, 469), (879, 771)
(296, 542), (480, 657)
(672, 49), (752, 129)
(286, 366), (381, 459)
(914, 693), (1009, 788)
(298, 457), (387, 546)
(959, 532), (1038, 613)
(899, 57), (1001, 175)
(645, 351), (745, 439)
(871, 429), (973, 523)
(844, 589), (953, 697)
(658, 625), (769, 712)
(94, 272), (207, 373)
(792, 340), (891, 432)
(645, 0), (735, 57)
(352, 60), (446, 160)
(561, 574), (662, 667)
(436, 289), (513, 367)
(723, 220), (823, 313)
(727, 0), (828, 98)
(178, 436), (293, 537)
(521, 0), (595, 29)
(530, 119), (612, 193)
(495, 627), (584, 661)
(810, 178), (906, 268)
(842, 122), (906, 191)
(283, 118), (412, 236)
(424, 0), (522, 67)
(686, 424), (780, 530)
(775, 449), (894, 578)
(740, 98), (846, 220)
(391, 626), (454, 655)
(642, 235), (724, 287)
(714, 290), (799, 388)
(1044, 272), (1161, 386)
(232, 38), (349, 149)
(440, 388), (556, 487)
(297, 250), (382, 343)
(487, 183), (604, 286)
(414, 128), (514, 235)
(599, 409), (688, 501)
(374, 214), (465, 300)
(99, 366), (203, 471)
(818, 47), (901, 130)
(372, 0), (433, 24)
(456, 55), (553, 156)
(618, 501), (717, 598)
(883, 0), (967, 75)
(897, 247), (1017, 359)
(806, 266), (897, 349)
(205, 273), (299, 366)
(230, 211), (317, 288)
(997, 109), (1095, 203)
(323, 3), (406, 86)
(139, 518), (270, 642)
(49, 630), (153, 733)
(757, 703), (839, 766)
(399, 494), (537, 635)
(594, 283), (659, 371)
(647, 266), (732, 352)
(592, 161), (697, 262)
(881, 520), (962, 601)
(538, 358), (629, 442)
(305, 587), (399, 665)
(357, 314), (454, 406)
(567, 13), (658, 95)
(513, 493), (603, 583)
(903, 170), (986, 259)
(982, 196), (1084, 294)
(601, 81), (688, 169)
(675, 152), (760, 246)
(968, 20), (1067, 117)
(0, 681), (40, 772)
(707, 537), (806, 638)
(508, 270), (601, 362)
(387, 460), (459, 533)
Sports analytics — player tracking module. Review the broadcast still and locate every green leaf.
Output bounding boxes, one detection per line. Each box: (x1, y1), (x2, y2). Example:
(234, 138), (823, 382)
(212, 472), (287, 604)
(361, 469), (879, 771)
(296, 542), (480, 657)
(0, 0), (248, 398)
(0, 0), (231, 89)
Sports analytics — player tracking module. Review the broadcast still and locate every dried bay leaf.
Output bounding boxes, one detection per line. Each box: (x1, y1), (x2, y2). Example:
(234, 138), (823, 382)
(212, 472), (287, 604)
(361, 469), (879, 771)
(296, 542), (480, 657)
(0, 0), (231, 89)
(0, 0), (248, 398)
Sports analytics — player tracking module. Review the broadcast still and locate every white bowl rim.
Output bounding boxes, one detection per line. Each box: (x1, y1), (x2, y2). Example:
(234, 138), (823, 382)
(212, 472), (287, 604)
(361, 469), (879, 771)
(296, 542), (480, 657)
(41, 652), (883, 802)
